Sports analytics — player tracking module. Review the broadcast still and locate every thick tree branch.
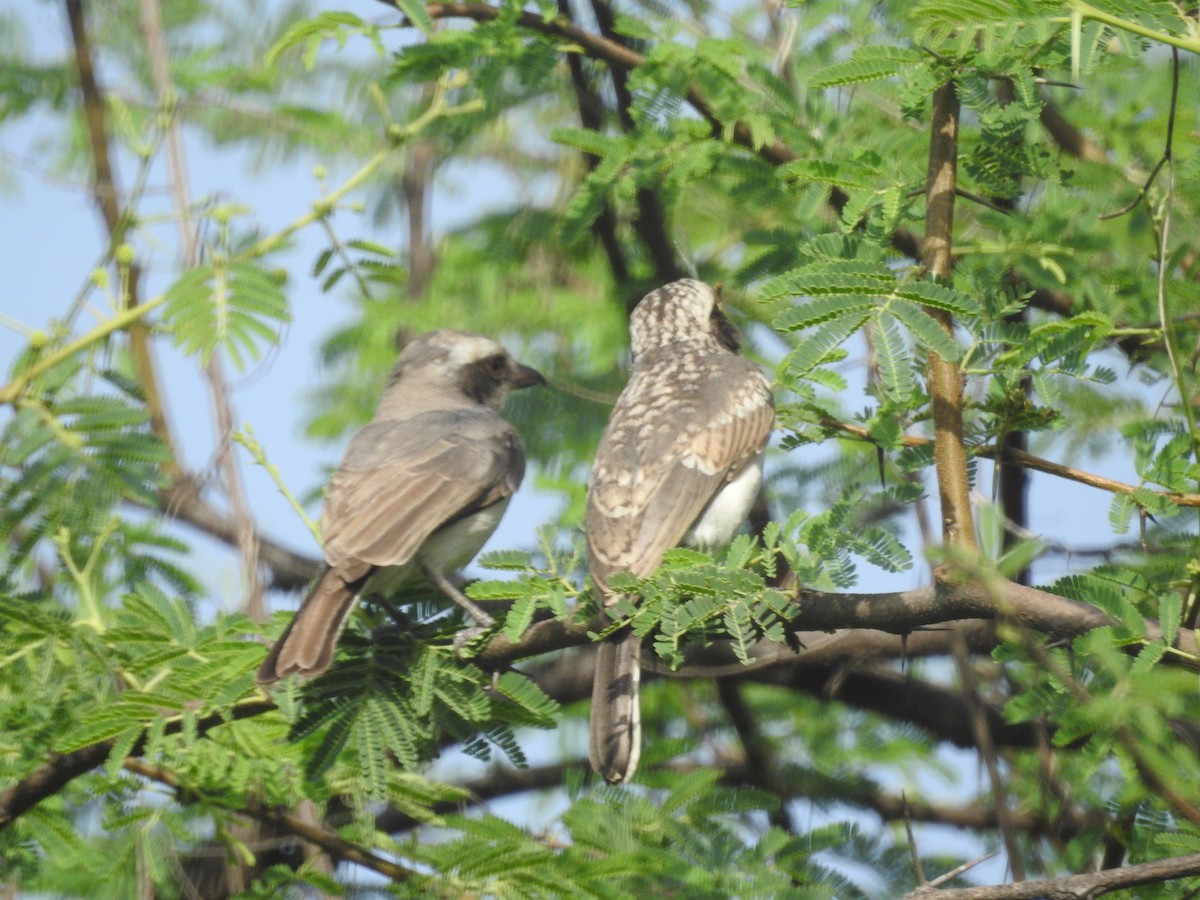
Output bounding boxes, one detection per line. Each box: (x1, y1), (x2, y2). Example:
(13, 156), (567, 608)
(792, 577), (1197, 661)
(905, 850), (1200, 899)
(157, 479), (319, 591)
(6, 574), (1192, 836)
(374, 755), (1100, 841)
(0, 700), (274, 832)
(472, 576), (1200, 676)
(921, 78), (975, 550)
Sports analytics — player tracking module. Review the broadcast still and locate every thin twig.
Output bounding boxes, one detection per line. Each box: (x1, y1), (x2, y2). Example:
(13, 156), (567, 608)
(952, 635), (1025, 880)
(124, 758), (416, 882)
(902, 791), (927, 886)
(137, 0), (266, 620)
(820, 417), (1200, 508)
(925, 852), (999, 889)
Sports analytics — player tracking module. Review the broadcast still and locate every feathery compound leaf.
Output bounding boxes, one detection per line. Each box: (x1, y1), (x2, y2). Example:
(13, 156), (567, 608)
(888, 302), (961, 362)
(1159, 592), (1182, 647)
(550, 127), (627, 158)
(723, 602), (756, 665)
(893, 280), (978, 316)
(164, 261), (289, 369)
(910, 0), (1052, 28)
(559, 152), (628, 246)
(265, 11), (381, 69)
(872, 314), (916, 400)
(492, 671), (558, 727)
(779, 159), (872, 191)
(773, 294), (878, 332)
(782, 311), (870, 379)
(810, 46), (925, 90)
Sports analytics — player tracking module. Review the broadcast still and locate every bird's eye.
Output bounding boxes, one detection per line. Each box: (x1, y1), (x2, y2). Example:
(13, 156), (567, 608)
(481, 354), (508, 378)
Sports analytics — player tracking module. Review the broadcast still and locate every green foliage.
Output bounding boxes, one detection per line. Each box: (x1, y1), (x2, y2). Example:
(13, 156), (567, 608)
(286, 622), (557, 797)
(163, 259), (291, 369)
(764, 257), (977, 397)
(391, 770), (858, 898)
(5, 0), (1200, 896)
(809, 46), (926, 90)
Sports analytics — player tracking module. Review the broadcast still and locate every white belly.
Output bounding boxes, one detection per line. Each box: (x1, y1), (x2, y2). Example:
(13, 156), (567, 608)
(417, 498), (510, 574)
(684, 454), (763, 551)
(364, 498), (510, 595)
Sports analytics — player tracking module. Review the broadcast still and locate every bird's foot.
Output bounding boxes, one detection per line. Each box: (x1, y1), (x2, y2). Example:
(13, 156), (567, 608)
(423, 564), (495, 629)
(452, 622), (495, 658)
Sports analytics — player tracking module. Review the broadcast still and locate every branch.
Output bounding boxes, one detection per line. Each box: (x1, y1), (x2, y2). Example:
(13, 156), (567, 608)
(588, 0), (681, 288)
(64, 0), (179, 475)
(374, 761), (588, 833)
(951, 635), (1025, 880)
(905, 850), (1200, 899)
(791, 577), (1198, 662)
(1066, 1), (1200, 56)
(470, 573), (1200, 681)
(157, 479), (319, 592)
(5, 578), (1190, 836)
(715, 679), (792, 830)
(374, 755), (1100, 841)
(823, 417), (1200, 508)
(125, 758), (415, 883)
(137, 0), (267, 620)
(0, 700), (274, 832)
(554, 0), (631, 288)
(921, 77), (975, 550)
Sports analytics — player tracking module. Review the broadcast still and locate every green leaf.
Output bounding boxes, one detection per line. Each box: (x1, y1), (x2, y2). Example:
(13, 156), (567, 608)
(394, 0), (433, 33)
(163, 262), (290, 369)
(889, 302), (961, 362)
(810, 46), (925, 90)
(1159, 592), (1182, 647)
(266, 11), (367, 69)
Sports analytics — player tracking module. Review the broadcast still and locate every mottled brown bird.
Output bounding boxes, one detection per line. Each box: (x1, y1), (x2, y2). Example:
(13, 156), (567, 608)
(586, 279), (775, 783)
(257, 330), (543, 684)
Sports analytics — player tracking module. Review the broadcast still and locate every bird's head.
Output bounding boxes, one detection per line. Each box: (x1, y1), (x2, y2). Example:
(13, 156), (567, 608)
(629, 278), (742, 357)
(388, 330), (544, 411)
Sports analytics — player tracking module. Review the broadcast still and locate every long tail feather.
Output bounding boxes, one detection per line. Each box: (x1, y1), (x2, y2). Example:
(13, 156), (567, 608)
(588, 631), (642, 783)
(257, 568), (360, 683)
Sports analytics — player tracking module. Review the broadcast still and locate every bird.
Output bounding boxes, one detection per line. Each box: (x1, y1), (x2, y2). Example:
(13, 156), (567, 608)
(256, 329), (544, 684)
(585, 278), (775, 784)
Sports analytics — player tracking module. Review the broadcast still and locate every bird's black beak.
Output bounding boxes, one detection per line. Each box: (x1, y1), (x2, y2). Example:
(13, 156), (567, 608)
(508, 361), (545, 389)
(711, 305), (741, 352)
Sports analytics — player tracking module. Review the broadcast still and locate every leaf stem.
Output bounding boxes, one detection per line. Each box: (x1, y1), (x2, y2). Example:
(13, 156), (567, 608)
(232, 424), (321, 543)
(1062, 3), (1200, 56)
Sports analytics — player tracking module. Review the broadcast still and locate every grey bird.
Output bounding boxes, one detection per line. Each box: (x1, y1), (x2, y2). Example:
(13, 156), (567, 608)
(586, 279), (775, 783)
(257, 330), (544, 684)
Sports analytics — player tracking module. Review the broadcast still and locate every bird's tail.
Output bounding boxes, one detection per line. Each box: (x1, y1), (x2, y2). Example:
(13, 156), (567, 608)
(256, 568), (360, 683)
(589, 630), (642, 783)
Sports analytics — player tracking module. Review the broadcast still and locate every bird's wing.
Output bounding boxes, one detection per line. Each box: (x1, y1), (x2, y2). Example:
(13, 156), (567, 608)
(586, 352), (773, 594)
(320, 409), (525, 571)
